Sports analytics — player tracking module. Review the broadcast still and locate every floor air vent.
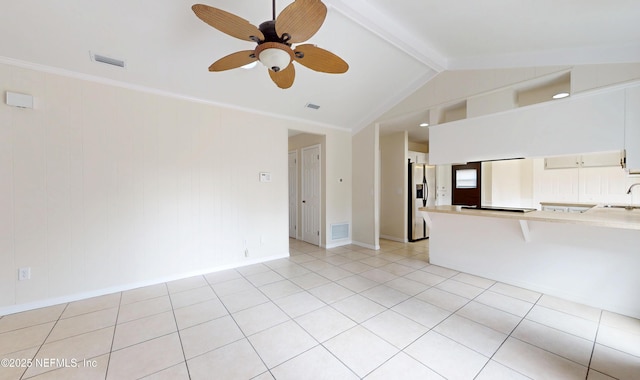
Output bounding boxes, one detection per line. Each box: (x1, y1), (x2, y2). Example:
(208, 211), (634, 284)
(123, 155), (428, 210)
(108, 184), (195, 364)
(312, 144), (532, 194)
(331, 223), (349, 240)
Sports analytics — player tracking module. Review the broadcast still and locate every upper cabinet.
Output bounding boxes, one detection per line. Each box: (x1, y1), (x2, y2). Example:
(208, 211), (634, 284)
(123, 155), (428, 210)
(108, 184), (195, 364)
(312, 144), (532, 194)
(626, 86), (640, 173)
(544, 151), (625, 169)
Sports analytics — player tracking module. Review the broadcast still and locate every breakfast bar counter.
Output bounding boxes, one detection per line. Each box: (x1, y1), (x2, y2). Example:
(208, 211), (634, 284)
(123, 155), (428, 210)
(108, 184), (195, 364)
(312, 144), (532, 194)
(420, 205), (640, 231)
(419, 205), (640, 319)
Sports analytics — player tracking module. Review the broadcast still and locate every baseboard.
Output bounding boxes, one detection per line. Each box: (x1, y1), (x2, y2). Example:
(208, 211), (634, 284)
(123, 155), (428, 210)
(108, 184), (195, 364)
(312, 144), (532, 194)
(379, 234), (408, 243)
(324, 239), (352, 249)
(0, 252), (289, 316)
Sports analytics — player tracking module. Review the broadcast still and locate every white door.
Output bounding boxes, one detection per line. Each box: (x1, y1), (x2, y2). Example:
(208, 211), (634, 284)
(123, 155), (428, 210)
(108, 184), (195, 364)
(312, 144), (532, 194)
(302, 145), (321, 246)
(288, 150), (297, 238)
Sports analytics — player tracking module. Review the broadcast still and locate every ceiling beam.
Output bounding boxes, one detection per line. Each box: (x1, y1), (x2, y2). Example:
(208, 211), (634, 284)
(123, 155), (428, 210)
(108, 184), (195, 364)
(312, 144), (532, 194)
(325, 0), (448, 72)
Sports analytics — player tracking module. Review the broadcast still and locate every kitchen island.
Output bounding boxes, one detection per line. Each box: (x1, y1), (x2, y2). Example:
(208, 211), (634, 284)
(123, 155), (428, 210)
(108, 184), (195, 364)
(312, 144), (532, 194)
(419, 205), (640, 318)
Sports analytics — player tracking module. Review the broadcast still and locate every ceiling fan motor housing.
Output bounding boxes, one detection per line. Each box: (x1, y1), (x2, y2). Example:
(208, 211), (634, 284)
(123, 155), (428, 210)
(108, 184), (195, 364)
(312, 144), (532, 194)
(258, 21), (290, 45)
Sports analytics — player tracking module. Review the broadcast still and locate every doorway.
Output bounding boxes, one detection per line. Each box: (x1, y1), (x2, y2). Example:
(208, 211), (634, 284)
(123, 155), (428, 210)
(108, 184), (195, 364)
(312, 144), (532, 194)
(301, 145), (321, 245)
(452, 162), (481, 206)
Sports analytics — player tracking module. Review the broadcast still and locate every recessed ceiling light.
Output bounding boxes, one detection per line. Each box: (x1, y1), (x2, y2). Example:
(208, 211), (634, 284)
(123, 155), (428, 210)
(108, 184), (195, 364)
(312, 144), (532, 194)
(552, 92), (570, 99)
(419, 122), (429, 127)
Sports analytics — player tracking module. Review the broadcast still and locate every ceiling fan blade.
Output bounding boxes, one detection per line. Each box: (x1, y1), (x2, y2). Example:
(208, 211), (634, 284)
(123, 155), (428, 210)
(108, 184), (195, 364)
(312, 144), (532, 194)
(268, 64), (296, 89)
(208, 50), (257, 72)
(293, 44), (348, 73)
(192, 4), (264, 42)
(276, 0), (327, 43)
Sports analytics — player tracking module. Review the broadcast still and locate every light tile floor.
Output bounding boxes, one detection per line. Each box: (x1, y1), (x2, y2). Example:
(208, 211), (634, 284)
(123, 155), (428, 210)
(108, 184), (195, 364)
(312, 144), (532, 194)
(1, 239), (639, 379)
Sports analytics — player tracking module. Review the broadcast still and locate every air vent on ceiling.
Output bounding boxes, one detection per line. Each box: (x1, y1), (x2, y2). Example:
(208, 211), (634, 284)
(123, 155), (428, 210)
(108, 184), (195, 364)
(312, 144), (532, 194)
(92, 53), (126, 68)
(305, 103), (320, 110)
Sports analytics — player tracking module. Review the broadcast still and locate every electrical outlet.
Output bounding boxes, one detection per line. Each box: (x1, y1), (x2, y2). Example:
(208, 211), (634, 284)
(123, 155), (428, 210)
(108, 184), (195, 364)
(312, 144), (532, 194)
(18, 267), (31, 281)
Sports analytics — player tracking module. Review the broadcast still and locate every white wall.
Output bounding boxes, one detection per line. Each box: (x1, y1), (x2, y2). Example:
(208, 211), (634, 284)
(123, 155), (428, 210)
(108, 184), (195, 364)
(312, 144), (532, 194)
(352, 124), (379, 249)
(482, 159), (534, 208)
(0, 62), (351, 313)
(429, 87), (627, 164)
(380, 132), (407, 242)
(380, 63), (640, 123)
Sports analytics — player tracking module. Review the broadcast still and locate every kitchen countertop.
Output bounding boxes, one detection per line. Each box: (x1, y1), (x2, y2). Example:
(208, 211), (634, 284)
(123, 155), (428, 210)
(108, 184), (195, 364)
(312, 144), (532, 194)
(420, 205), (640, 231)
(539, 201), (597, 208)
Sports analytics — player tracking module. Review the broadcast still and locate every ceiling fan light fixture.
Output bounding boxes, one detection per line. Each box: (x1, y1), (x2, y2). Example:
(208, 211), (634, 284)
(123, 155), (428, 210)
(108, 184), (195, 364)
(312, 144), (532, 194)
(241, 61), (258, 70)
(255, 42), (293, 72)
(259, 48), (290, 72)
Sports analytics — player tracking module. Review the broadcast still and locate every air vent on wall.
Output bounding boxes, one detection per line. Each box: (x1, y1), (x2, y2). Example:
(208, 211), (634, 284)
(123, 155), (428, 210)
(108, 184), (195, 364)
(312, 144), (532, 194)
(331, 223), (349, 240)
(91, 53), (126, 68)
(305, 103), (320, 110)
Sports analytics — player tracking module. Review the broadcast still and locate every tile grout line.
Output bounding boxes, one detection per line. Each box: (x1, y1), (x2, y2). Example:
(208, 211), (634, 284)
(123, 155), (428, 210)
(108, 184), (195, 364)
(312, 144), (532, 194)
(286, 241), (433, 377)
(585, 309), (604, 380)
(322, 251), (450, 378)
(290, 247), (437, 378)
(18, 302), (70, 380)
(221, 256), (394, 378)
(165, 281), (192, 380)
(103, 291), (123, 380)
(394, 278), (499, 379)
(206, 268), (275, 378)
(471, 290), (543, 380)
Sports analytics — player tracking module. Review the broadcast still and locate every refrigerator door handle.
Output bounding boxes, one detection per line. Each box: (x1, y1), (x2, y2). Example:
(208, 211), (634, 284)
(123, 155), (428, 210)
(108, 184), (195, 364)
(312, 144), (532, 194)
(425, 181), (428, 205)
(422, 175), (428, 207)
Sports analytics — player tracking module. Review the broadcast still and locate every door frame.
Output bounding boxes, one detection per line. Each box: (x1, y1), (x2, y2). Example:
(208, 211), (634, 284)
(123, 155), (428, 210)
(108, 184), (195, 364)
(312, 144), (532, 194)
(301, 144), (322, 246)
(288, 150), (298, 239)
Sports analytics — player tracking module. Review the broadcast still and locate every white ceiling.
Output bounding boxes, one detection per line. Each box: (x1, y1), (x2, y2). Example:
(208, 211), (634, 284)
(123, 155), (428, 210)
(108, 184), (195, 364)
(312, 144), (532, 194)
(1, 0), (638, 135)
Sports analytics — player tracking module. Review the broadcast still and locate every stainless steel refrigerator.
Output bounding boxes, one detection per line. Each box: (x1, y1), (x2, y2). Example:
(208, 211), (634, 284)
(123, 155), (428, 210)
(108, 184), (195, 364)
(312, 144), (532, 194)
(408, 160), (436, 241)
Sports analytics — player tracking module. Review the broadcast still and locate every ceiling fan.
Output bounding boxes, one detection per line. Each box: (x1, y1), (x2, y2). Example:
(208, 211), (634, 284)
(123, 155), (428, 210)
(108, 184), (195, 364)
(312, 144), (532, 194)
(192, 0), (349, 89)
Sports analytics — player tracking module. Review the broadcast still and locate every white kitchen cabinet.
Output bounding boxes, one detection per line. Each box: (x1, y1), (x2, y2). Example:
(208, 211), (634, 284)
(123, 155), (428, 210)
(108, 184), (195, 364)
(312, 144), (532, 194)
(544, 155), (580, 169)
(544, 151), (624, 169)
(581, 151), (625, 168)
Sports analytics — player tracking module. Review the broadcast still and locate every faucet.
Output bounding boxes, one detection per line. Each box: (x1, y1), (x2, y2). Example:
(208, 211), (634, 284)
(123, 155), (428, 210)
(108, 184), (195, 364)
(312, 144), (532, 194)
(627, 183), (640, 194)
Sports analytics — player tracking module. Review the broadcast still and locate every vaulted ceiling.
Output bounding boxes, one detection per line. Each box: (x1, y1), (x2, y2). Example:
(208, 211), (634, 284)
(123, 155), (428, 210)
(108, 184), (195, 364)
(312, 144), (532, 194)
(1, 0), (638, 135)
